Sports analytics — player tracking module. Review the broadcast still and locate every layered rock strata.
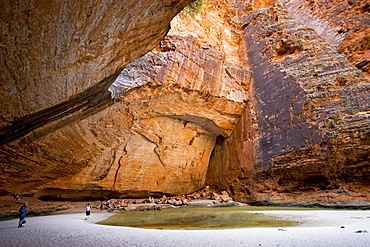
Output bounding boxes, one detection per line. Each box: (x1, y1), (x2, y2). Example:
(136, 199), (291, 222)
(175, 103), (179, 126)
(1, 0), (369, 204)
(0, 0), (192, 142)
(0, 0), (192, 196)
(283, 0), (370, 79)
(207, 1), (370, 204)
(8, 37), (250, 199)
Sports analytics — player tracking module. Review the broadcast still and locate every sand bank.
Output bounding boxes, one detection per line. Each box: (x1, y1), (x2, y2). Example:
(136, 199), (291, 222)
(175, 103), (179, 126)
(0, 210), (369, 247)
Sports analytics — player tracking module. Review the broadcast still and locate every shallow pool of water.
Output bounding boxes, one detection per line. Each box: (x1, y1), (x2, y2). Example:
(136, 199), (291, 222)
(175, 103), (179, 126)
(97, 206), (301, 230)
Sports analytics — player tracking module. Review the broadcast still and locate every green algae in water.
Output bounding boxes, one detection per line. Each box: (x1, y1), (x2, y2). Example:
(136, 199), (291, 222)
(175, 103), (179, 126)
(97, 206), (300, 230)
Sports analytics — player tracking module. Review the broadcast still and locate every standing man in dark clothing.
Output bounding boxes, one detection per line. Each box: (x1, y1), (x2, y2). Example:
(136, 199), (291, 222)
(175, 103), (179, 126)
(18, 203), (28, 228)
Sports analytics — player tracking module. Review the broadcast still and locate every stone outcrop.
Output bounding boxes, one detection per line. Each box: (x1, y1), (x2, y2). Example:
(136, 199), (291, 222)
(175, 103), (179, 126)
(0, 0), (369, 205)
(1, 0), (253, 199)
(0, 0), (192, 195)
(0, 0), (192, 143)
(284, 0), (370, 79)
(2, 34), (251, 199)
(206, 0), (370, 204)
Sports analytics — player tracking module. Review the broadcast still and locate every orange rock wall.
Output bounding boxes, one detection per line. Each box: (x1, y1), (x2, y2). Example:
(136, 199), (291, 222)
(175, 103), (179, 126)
(0, 0), (192, 141)
(1, 0), (369, 204)
(0, 0), (193, 196)
(284, 0), (370, 79)
(2, 36), (251, 199)
(206, 0), (370, 204)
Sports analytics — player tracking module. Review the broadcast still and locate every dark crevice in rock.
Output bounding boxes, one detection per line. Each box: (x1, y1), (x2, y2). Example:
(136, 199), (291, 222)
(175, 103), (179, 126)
(167, 114), (227, 137)
(206, 135), (228, 191)
(355, 60), (370, 70)
(275, 40), (302, 56)
(36, 188), (122, 201)
(154, 147), (166, 168)
(113, 156), (124, 190)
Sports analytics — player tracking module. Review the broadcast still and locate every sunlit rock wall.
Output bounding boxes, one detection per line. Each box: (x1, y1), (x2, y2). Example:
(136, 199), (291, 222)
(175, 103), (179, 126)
(1, 0), (251, 199)
(0, 0), (193, 196)
(1, 0), (369, 203)
(0, 0), (191, 141)
(34, 37), (250, 199)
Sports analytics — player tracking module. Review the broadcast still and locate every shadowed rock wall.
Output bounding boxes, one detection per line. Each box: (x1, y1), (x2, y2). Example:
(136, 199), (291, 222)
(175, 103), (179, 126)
(284, 0), (370, 79)
(207, 0), (370, 204)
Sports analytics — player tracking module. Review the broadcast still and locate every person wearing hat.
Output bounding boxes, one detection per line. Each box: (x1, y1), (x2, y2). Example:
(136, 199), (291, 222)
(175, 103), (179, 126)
(18, 203), (28, 228)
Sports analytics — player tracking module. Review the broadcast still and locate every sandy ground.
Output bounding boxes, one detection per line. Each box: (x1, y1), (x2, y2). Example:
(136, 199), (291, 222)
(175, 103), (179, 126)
(0, 209), (369, 247)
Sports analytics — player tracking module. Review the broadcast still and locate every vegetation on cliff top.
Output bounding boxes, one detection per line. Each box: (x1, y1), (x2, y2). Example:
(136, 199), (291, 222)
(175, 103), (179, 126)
(183, 0), (207, 16)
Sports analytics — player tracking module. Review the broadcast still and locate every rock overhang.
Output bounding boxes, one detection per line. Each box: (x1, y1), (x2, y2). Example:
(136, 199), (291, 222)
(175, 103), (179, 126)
(30, 37), (252, 198)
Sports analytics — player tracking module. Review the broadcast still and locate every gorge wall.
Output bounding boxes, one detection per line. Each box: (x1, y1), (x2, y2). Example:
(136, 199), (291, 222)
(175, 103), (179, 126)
(35, 36), (250, 199)
(207, 0), (370, 204)
(0, 0), (369, 204)
(0, 0), (194, 197)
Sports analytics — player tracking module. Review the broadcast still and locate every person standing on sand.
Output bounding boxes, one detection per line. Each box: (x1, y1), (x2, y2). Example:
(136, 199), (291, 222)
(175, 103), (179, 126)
(85, 203), (91, 220)
(18, 202), (28, 228)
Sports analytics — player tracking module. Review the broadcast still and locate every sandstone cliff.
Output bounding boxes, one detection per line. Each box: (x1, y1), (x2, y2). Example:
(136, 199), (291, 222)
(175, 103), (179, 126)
(35, 37), (250, 199)
(0, 0), (369, 205)
(285, 0), (370, 80)
(0, 0), (192, 142)
(207, 0), (370, 204)
(0, 0), (194, 196)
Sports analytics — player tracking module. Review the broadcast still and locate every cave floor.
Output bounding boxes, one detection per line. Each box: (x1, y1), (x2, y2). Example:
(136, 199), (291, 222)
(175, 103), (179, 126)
(0, 209), (369, 246)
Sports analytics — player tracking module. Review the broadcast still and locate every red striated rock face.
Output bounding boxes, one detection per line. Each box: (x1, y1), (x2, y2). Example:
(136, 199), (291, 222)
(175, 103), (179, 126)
(0, 0), (369, 205)
(38, 37), (250, 198)
(284, 0), (370, 79)
(0, 0), (193, 197)
(0, 0), (192, 141)
(1, 34), (251, 199)
(207, 0), (370, 205)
